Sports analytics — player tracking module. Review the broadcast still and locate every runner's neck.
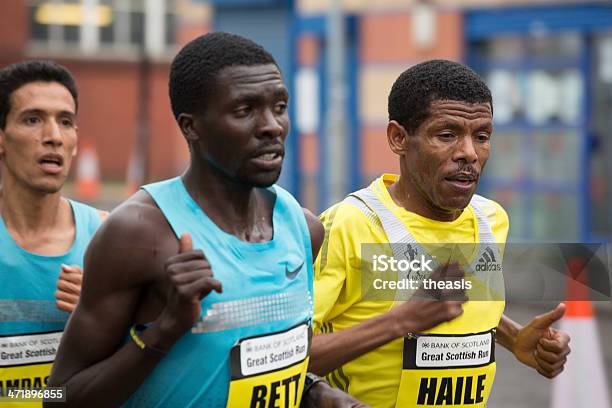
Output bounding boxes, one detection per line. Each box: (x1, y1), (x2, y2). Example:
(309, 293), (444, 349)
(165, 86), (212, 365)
(388, 176), (463, 222)
(0, 179), (69, 235)
(182, 166), (274, 243)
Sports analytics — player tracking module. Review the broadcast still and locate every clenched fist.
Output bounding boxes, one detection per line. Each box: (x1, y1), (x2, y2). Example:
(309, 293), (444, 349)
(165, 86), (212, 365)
(513, 303), (571, 378)
(156, 233), (223, 339)
(55, 264), (83, 313)
(390, 262), (467, 336)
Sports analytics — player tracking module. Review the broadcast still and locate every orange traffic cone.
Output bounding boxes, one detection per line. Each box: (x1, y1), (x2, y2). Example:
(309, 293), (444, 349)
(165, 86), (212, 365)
(76, 142), (100, 202)
(551, 258), (610, 408)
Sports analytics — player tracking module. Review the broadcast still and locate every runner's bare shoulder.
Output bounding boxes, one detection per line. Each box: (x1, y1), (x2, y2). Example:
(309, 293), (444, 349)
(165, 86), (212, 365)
(83, 190), (179, 290)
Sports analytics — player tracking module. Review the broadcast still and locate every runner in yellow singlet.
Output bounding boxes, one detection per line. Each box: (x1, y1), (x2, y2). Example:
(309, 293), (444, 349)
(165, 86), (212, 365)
(309, 60), (571, 408)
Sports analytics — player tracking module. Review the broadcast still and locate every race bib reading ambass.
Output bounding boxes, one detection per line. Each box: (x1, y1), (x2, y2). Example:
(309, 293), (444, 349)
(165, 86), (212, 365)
(396, 330), (496, 408)
(227, 323), (311, 408)
(0, 331), (62, 407)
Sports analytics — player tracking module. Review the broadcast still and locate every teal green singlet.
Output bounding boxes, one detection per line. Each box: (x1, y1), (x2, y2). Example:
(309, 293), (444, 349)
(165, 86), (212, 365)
(124, 177), (313, 408)
(0, 200), (101, 396)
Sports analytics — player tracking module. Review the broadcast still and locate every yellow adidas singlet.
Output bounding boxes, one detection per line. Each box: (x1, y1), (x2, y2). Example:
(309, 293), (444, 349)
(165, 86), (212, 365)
(314, 174), (509, 408)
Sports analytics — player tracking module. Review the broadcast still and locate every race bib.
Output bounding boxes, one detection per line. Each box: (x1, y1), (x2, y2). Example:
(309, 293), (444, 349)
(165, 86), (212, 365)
(396, 330), (496, 408)
(0, 331), (62, 407)
(226, 323), (311, 408)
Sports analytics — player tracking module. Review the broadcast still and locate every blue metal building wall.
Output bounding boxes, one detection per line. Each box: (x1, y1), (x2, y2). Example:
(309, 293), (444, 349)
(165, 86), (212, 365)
(212, 0), (299, 197)
(466, 4), (612, 40)
(295, 15), (361, 212)
(466, 3), (612, 241)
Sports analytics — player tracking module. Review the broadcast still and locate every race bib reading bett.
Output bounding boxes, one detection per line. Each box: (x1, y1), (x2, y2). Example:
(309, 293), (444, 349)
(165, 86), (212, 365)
(227, 323), (311, 408)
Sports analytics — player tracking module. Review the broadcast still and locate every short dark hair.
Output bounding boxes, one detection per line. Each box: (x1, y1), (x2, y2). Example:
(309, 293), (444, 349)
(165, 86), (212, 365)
(388, 59), (492, 134)
(0, 60), (78, 130)
(169, 32), (278, 120)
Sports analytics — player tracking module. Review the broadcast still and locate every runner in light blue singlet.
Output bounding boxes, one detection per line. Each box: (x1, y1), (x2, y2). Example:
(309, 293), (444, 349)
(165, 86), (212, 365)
(0, 200), (101, 399)
(123, 177), (313, 408)
(0, 200), (102, 335)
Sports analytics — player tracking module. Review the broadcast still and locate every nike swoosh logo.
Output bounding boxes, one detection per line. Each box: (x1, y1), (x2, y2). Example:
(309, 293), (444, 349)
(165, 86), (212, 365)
(285, 261), (305, 280)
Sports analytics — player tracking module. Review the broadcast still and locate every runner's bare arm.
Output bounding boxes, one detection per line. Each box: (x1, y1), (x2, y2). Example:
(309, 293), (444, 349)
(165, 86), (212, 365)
(309, 262), (468, 376)
(309, 296), (465, 375)
(46, 192), (221, 407)
(46, 198), (175, 407)
(310, 263), (466, 377)
(303, 208), (324, 259)
(496, 313), (521, 351)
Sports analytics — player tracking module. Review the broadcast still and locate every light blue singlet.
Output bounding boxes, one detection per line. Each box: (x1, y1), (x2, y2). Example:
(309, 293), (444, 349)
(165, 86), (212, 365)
(124, 177), (313, 408)
(0, 200), (101, 335)
(0, 200), (101, 393)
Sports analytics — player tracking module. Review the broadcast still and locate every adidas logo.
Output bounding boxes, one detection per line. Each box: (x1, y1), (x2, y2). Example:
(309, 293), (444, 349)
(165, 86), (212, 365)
(475, 247), (502, 272)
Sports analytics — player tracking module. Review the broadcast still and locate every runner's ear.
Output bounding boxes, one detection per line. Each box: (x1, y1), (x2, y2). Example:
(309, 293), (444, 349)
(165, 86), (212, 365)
(387, 120), (407, 156)
(178, 113), (198, 143)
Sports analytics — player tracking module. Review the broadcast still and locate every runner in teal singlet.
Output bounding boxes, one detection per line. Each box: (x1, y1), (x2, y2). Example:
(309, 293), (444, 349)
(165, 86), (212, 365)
(0, 60), (106, 404)
(47, 33), (366, 408)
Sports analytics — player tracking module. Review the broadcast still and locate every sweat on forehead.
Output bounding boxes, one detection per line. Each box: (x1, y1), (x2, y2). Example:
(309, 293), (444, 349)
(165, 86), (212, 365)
(388, 59), (492, 134)
(168, 32), (279, 120)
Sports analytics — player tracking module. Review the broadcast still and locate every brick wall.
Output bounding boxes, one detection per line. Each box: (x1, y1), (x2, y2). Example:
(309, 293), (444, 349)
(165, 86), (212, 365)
(0, 0), (208, 183)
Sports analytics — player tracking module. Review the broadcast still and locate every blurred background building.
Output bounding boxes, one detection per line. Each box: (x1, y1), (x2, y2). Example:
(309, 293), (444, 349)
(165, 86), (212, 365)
(1, 0), (612, 243)
(0, 0), (213, 204)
